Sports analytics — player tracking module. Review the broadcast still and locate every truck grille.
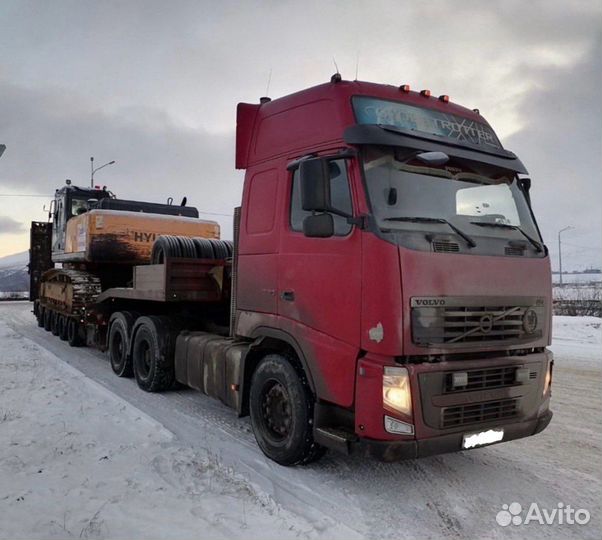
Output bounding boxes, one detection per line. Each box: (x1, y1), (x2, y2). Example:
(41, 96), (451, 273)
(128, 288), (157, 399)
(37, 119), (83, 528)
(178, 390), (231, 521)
(443, 306), (524, 343)
(411, 296), (546, 347)
(444, 366), (517, 393)
(442, 398), (518, 428)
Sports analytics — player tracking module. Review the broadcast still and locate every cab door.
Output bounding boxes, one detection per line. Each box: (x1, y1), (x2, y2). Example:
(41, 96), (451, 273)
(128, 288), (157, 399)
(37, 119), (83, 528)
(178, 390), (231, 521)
(277, 157), (362, 406)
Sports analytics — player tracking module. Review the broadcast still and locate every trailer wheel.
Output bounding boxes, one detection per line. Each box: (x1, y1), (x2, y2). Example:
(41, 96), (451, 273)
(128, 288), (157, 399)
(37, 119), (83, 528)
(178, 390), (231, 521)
(58, 315), (69, 341)
(42, 309), (52, 331)
(37, 306), (45, 328)
(67, 318), (83, 347)
(108, 311), (137, 378)
(132, 316), (175, 392)
(249, 354), (325, 466)
(51, 311), (61, 336)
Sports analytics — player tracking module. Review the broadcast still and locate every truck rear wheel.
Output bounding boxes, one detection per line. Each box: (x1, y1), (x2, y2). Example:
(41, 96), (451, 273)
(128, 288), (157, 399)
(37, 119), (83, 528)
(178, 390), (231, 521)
(249, 354), (325, 466)
(132, 316), (175, 392)
(108, 311), (137, 378)
(37, 306), (45, 328)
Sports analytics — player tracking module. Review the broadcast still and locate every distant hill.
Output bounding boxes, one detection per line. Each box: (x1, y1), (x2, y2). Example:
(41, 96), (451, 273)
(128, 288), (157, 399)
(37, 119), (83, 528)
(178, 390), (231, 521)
(0, 250), (29, 293)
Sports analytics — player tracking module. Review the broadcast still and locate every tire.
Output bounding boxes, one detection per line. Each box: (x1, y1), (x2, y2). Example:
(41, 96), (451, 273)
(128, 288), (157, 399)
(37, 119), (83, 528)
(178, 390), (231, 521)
(193, 237), (214, 259)
(209, 239), (229, 260)
(178, 236), (196, 258)
(51, 311), (60, 336)
(43, 309), (52, 331)
(37, 306), (45, 328)
(67, 318), (83, 347)
(108, 311), (137, 377)
(249, 354), (325, 466)
(58, 315), (69, 341)
(151, 236), (168, 264)
(132, 316), (175, 392)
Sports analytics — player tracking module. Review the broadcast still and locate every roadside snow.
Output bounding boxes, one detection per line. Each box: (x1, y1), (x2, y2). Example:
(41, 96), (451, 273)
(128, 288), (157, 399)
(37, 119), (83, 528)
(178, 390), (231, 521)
(0, 322), (322, 540)
(550, 316), (601, 369)
(552, 316), (601, 346)
(1, 303), (600, 540)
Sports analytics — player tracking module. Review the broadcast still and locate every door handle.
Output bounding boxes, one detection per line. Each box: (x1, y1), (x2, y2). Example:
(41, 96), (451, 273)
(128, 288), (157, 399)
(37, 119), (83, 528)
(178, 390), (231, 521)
(280, 290), (295, 302)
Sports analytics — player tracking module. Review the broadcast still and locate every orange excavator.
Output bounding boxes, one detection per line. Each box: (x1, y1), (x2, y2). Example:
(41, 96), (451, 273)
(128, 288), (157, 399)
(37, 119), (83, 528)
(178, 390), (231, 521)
(30, 180), (223, 345)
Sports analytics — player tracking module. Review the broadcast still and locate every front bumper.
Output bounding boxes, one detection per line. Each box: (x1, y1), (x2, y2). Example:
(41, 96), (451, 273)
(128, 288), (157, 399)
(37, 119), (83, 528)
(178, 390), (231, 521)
(356, 410), (553, 462)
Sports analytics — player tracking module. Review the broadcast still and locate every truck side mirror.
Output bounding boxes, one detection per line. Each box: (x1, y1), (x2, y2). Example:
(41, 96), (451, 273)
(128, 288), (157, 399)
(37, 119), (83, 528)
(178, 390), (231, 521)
(303, 213), (334, 238)
(299, 158), (331, 212)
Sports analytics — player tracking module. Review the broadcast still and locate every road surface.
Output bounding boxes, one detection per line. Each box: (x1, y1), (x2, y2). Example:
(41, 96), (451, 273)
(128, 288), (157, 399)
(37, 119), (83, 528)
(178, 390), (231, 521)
(1, 301), (600, 539)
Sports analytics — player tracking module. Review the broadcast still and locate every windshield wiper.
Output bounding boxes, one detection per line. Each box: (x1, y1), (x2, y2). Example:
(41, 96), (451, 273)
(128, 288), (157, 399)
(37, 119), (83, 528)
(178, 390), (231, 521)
(470, 221), (543, 252)
(384, 216), (476, 248)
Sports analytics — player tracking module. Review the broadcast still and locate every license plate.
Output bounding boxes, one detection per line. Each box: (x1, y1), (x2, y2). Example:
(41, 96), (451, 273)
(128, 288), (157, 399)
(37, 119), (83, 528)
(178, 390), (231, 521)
(462, 428), (504, 449)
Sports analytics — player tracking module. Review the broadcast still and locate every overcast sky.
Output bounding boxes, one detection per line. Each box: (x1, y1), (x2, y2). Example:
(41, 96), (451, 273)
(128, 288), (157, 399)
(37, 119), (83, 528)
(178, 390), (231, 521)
(1, 0), (600, 270)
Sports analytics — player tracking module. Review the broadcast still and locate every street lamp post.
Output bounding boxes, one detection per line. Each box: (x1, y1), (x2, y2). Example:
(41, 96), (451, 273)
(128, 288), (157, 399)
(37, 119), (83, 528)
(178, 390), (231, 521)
(558, 226), (574, 286)
(90, 156), (116, 187)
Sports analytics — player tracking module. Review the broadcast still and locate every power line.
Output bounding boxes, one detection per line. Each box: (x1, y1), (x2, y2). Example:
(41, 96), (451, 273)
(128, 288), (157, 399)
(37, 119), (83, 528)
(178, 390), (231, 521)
(197, 211), (233, 217)
(0, 193), (48, 197)
(0, 193), (233, 217)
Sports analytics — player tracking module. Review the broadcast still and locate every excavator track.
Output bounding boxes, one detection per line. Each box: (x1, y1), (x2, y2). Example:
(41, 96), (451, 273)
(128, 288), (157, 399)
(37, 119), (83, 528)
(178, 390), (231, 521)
(38, 269), (102, 317)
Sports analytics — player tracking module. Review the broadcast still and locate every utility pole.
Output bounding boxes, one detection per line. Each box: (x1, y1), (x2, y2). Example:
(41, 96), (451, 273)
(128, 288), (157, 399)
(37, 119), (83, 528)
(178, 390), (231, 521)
(558, 226), (574, 286)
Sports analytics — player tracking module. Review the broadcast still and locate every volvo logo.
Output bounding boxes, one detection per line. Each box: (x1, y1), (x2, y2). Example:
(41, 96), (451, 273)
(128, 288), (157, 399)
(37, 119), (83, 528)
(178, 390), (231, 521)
(413, 298), (446, 306)
(478, 314), (494, 334)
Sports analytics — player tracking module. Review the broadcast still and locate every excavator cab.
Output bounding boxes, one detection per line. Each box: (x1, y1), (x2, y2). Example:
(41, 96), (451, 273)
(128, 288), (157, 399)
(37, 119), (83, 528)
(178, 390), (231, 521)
(50, 183), (111, 254)
(28, 183), (110, 300)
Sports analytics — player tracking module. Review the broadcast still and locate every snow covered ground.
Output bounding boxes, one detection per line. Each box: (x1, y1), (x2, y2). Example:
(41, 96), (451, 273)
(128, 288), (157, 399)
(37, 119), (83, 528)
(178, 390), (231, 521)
(0, 302), (600, 539)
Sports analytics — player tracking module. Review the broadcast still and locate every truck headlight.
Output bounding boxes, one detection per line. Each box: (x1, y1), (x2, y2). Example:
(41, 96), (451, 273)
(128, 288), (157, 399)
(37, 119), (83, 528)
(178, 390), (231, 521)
(543, 360), (553, 396)
(383, 367), (412, 416)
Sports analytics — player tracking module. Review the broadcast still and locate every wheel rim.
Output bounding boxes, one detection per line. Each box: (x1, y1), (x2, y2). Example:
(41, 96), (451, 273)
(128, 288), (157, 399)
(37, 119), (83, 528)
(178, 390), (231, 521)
(260, 380), (292, 442)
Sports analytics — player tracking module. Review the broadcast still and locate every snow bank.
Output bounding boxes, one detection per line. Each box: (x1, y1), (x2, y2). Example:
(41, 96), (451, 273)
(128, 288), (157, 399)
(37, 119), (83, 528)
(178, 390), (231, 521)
(552, 316), (602, 346)
(0, 323), (316, 540)
(550, 316), (601, 369)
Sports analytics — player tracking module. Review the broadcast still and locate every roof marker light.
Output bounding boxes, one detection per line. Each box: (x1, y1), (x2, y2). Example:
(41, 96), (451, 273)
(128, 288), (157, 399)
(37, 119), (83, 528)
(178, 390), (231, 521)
(473, 108), (480, 115)
(438, 94), (449, 103)
(420, 89), (431, 97)
(399, 84), (410, 93)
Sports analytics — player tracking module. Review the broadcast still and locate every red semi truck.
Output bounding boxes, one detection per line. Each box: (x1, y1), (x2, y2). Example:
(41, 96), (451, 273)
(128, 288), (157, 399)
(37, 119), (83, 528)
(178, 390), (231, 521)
(33, 76), (553, 465)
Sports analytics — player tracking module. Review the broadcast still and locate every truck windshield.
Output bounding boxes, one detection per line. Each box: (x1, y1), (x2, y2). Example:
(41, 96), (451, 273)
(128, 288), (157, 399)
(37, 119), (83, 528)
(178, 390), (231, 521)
(362, 146), (542, 245)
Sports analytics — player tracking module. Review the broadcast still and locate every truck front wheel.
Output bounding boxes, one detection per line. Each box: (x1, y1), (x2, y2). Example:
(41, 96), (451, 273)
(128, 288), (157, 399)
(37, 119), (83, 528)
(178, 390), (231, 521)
(249, 354), (324, 466)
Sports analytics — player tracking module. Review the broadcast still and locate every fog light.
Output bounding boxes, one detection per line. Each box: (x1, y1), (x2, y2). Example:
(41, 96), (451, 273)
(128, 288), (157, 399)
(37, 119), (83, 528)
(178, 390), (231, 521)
(452, 371), (468, 388)
(515, 367), (530, 384)
(384, 415), (414, 435)
(383, 367), (412, 416)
